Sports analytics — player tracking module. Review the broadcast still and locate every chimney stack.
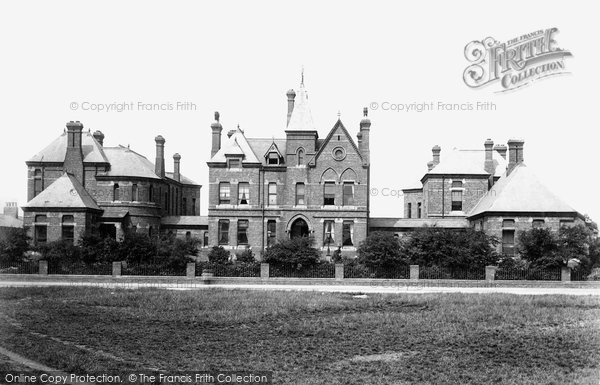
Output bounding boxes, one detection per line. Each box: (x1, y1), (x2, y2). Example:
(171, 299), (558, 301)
(211, 111), (223, 157)
(507, 139), (524, 175)
(484, 139), (495, 175)
(64, 121), (84, 182)
(494, 144), (507, 159)
(359, 107), (371, 165)
(155, 135), (166, 178)
(286, 89), (296, 126)
(432, 145), (441, 166)
(3, 202), (18, 219)
(173, 153), (181, 182)
(427, 161), (434, 171)
(93, 130), (105, 146)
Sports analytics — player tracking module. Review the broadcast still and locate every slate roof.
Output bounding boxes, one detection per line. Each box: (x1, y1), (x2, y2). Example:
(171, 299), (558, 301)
(370, 217), (469, 229)
(287, 82), (316, 131)
(99, 207), (130, 219)
(165, 172), (199, 185)
(23, 173), (101, 210)
(99, 146), (162, 180)
(0, 215), (23, 228)
(246, 139), (287, 166)
(28, 131), (109, 164)
(210, 129), (261, 164)
(468, 163), (578, 217)
(426, 149), (507, 177)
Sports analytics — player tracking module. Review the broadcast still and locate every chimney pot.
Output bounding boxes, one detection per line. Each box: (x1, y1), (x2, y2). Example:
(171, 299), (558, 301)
(173, 153), (181, 182)
(93, 130), (105, 146)
(432, 145), (441, 165)
(507, 139), (525, 175)
(286, 89), (296, 126)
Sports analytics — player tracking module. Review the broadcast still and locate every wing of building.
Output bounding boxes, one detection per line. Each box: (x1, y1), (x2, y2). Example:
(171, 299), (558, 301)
(22, 122), (206, 244)
(206, 77), (371, 259)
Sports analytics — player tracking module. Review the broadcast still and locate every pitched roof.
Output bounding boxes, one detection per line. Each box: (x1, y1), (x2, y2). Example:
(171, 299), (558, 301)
(28, 130), (109, 164)
(23, 173), (101, 210)
(308, 119), (363, 166)
(99, 146), (162, 180)
(165, 172), (199, 185)
(370, 217), (469, 229)
(468, 163), (578, 217)
(0, 214), (23, 228)
(247, 139), (288, 165)
(427, 149), (507, 176)
(210, 129), (261, 164)
(161, 216), (208, 227)
(287, 82), (316, 131)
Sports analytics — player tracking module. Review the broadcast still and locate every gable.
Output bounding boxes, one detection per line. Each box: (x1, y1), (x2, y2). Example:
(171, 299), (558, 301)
(308, 120), (363, 167)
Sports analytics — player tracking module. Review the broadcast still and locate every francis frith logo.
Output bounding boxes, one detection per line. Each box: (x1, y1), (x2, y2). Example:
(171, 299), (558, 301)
(463, 28), (572, 92)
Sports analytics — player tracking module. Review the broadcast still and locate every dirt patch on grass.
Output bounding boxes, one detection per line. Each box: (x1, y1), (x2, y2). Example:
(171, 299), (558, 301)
(348, 351), (418, 363)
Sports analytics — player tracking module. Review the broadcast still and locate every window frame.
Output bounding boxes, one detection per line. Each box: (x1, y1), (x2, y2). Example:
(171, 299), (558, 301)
(323, 220), (335, 246)
(323, 181), (336, 206)
(219, 182), (231, 205)
(267, 220), (277, 247)
(237, 219), (249, 245)
(342, 181), (355, 206)
(268, 182), (277, 206)
(113, 183), (120, 201)
(238, 182), (250, 205)
(295, 182), (306, 206)
(218, 219), (230, 245)
(342, 220), (354, 247)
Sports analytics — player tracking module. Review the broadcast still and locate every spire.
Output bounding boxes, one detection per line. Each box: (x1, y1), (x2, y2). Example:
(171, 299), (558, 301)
(286, 72), (316, 131)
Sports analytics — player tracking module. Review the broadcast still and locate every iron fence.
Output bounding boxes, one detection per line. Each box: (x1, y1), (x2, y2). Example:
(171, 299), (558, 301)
(270, 263), (335, 278)
(121, 263), (185, 277)
(0, 261), (38, 274)
(344, 264), (410, 279)
(47, 262), (112, 275)
(495, 267), (561, 281)
(196, 262), (261, 277)
(419, 266), (485, 280)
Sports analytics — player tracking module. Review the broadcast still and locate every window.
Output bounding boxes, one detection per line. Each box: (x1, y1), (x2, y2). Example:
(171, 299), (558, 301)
(228, 158), (241, 168)
(238, 183), (249, 205)
(237, 220), (249, 245)
(343, 182), (354, 206)
(62, 215), (74, 244)
(267, 220), (276, 247)
(175, 188), (179, 215)
(324, 182), (335, 205)
(407, 203), (412, 219)
(164, 192), (169, 212)
(502, 230), (515, 256)
(203, 231), (209, 247)
(268, 183), (277, 206)
(113, 184), (120, 201)
(149, 185), (153, 202)
(35, 214), (47, 222)
(295, 183), (305, 205)
(451, 180), (463, 188)
(502, 219), (515, 228)
(342, 221), (354, 246)
(132, 183), (138, 201)
(417, 202), (422, 218)
(192, 198), (196, 215)
(186, 231), (192, 241)
(35, 225), (47, 244)
(182, 198), (187, 215)
(323, 220), (335, 246)
(297, 148), (304, 165)
(451, 190), (463, 211)
(532, 219), (545, 228)
(34, 169), (43, 197)
(218, 220), (230, 245)
(219, 182), (231, 204)
(267, 152), (280, 165)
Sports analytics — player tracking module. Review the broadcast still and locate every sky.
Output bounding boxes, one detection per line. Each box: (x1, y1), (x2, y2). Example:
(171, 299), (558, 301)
(0, 0), (598, 221)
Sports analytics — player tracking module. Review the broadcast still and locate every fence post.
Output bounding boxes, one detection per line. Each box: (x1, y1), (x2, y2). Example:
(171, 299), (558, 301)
(561, 266), (571, 282)
(186, 263), (195, 279)
(335, 264), (344, 280)
(485, 266), (497, 281)
(410, 265), (419, 280)
(112, 261), (122, 277)
(38, 260), (48, 275)
(261, 263), (269, 279)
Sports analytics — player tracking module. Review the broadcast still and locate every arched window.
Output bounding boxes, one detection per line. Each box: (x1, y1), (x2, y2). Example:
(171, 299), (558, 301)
(297, 148), (305, 166)
(113, 184), (120, 201)
(132, 183), (138, 201)
(149, 185), (153, 202)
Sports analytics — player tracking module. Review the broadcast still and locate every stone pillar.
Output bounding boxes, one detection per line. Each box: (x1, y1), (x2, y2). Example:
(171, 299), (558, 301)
(335, 264), (344, 280)
(410, 265), (419, 280)
(561, 266), (571, 282)
(186, 262), (195, 278)
(112, 261), (122, 277)
(485, 266), (497, 281)
(39, 260), (48, 275)
(261, 263), (269, 279)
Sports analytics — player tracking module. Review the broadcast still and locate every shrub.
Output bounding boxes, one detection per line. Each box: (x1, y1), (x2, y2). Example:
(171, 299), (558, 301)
(0, 227), (30, 263)
(518, 228), (560, 268)
(208, 246), (230, 264)
(262, 237), (321, 269)
(400, 227), (498, 270)
(236, 249), (255, 263)
(357, 232), (405, 271)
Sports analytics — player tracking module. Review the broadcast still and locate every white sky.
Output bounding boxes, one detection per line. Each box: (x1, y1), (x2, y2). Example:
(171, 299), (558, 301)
(0, 0), (598, 221)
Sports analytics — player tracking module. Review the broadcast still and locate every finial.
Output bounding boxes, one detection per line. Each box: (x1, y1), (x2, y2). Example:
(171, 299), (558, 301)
(214, 111), (220, 122)
(363, 107), (368, 117)
(337, 110), (341, 119)
(301, 66), (304, 85)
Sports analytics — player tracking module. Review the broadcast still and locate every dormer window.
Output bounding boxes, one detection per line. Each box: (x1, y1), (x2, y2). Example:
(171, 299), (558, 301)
(228, 158), (241, 168)
(267, 152), (280, 165)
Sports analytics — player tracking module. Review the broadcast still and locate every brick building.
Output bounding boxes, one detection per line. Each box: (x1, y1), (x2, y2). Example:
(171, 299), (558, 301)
(371, 139), (584, 256)
(207, 79), (371, 259)
(22, 122), (205, 244)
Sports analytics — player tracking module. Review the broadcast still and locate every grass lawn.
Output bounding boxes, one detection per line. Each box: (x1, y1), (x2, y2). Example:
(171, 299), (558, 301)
(0, 287), (599, 384)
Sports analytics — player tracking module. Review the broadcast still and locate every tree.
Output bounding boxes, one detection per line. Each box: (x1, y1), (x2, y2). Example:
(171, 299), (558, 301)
(400, 227), (498, 270)
(236, 249), (256, 263)
(518, 228), (560, 268)
(0, 227), (30, 263)
(262, 237), (321, 268)
(357, 232), (405, 270)
(208, 246), (230, 264)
